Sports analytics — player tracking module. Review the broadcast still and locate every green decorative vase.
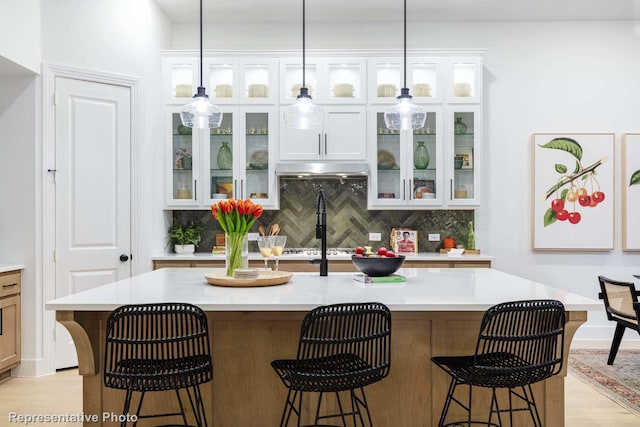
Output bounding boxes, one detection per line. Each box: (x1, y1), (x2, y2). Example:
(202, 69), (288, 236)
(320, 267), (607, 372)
(217, 141), (233, 170)
(414, 141), (430, 169)
(454, 117), (468, 135)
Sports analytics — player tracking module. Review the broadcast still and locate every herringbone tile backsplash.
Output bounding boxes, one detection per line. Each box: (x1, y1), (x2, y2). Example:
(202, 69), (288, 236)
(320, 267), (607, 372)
(174, 178), (473, 253)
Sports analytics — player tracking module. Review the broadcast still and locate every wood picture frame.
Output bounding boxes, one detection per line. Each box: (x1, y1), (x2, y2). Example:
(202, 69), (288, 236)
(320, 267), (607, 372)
(390, 228), (418, 255)
(623, 133), (640, 251)
(455, 147), (473, 169)
(531, 133), (614, 251)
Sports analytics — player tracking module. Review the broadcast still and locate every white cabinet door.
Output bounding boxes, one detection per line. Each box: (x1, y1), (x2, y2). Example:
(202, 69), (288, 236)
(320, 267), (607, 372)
(323, 107), (367, 160)
(278, 119), (324, 161)
(446, 106), (482, 207)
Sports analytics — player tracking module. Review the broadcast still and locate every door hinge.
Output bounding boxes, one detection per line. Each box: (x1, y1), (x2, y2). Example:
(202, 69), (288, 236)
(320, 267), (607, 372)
(53, 249), (56, 263)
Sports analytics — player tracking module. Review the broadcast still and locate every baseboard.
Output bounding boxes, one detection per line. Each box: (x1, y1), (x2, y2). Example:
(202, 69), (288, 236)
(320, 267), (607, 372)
(570, 339), (640, 350)
(12, 358), (56, 378)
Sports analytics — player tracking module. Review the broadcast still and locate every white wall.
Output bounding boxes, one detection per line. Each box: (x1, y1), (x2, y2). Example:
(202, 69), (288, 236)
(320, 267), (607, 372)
(0, 0), (41, 74)
(172, 20), (640, 343)
(9, 0), (173, 376)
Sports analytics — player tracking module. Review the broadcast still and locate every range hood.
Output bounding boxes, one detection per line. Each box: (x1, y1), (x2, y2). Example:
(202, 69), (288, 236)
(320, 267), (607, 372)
(275, 162), (369, 178)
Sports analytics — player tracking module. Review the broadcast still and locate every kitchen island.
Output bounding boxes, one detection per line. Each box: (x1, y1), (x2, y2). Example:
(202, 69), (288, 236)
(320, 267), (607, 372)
(46, 268), (599, 426)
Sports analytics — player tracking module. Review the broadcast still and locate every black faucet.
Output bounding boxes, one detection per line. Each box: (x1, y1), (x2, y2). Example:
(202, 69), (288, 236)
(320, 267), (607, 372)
(310, 188), (328, 276)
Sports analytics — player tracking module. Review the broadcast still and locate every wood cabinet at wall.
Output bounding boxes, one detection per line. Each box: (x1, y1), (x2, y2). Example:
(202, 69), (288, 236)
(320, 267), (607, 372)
(153, 258), (491, 271)
(0, 270), (21, 380)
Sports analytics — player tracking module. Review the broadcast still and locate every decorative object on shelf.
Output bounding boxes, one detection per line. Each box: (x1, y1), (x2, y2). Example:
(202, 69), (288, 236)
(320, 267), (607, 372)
(454, 155), (464, 169)
(179, 0), (223, 129)
(453, 82), (472, 97)
(216, 181), (233, 198)
(466, 221), (476, 250)
(175, 147), (193, 170)
(443, 236), (456, 249)
(248, 83), (268, 98)
(333, 83), (354, 98)
(454, 117), (468, 134)
(217, 141), (233, 169)
(291, 83), (312, 97)
(177, 124), (192, 135)
(283, 0), (323, 130)
(377, 84), (397, 97)
(384, 0), (426, 130)
(455, 147), (473, 169)
(454, 185), (468, 199)
(175, 84), (192, 98)
(249, 149), (269, 170)
(413, 83), (431, 97)
(377, 149), (399, 169)
(167, 221), (203, 255)
(414, 140), (430, 169)
(215, 84), (232, 98)
(414, 179), (435, 199)
(211, 198), (264, 276)
(532, 133), (614, 251)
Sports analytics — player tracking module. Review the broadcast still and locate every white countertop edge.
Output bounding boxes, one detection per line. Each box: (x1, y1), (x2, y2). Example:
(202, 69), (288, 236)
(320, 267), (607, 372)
(0, 264), (25, 274)
(152, 253), (495, 262)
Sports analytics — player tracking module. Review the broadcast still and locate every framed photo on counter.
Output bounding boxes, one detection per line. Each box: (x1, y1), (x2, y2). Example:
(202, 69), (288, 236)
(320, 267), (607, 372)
(391, 228), (418, 255)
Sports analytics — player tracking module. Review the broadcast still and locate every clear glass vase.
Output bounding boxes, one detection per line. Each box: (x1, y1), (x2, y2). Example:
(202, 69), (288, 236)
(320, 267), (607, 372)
(217, 141), (233, 170)
(225, 232), (249, 276)
(414, 141), (430, 169)
(454, 117), (468, 135)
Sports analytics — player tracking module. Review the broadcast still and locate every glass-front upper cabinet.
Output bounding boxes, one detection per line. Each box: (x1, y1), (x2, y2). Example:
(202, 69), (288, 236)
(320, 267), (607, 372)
(205, 59), (238, 104)
(447, 106), (481, 207)
(368, 107), (443, 209)
(239, 59), (278, 104)
(164, 57), (199, 104)
(367, 58), (403, 104)
(208, 111), (236, 205)
(445, 57), (482, 103)
(279, 58), (365, 104)
(239, 108), (278, 209)
(407, 58), (445, 103)
(166, 108), (199, 207)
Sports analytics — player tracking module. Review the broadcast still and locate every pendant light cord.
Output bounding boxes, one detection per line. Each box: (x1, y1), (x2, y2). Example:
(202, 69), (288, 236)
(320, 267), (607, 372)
(199, 0), (204, 88)
(403, 0), (407, 89)
(302, 0), (306, 88)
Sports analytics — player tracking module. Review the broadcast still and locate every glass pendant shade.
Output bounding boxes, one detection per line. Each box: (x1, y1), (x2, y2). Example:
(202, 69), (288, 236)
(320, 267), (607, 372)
(180, 88), (223, 129)
(384, 89), (427, 130)
(283, 91), (323, 130)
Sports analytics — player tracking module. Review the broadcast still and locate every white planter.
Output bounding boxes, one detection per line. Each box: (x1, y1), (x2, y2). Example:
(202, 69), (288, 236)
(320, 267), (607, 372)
(174, 244), (195, 255)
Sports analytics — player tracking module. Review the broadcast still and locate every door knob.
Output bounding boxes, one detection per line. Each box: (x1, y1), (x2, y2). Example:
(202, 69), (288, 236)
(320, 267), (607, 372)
(119, 254), (130, 262)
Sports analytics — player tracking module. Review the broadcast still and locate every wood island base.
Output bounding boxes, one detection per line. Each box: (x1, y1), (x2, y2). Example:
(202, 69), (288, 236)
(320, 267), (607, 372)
(58, 309), (586, 426)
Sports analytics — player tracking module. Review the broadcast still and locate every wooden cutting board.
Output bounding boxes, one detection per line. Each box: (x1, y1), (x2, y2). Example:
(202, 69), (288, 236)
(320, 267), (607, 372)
(204, 270), (293, 287)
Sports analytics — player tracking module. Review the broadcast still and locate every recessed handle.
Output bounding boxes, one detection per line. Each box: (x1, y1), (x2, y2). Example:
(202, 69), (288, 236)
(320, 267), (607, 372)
(2, 283), (18, 288)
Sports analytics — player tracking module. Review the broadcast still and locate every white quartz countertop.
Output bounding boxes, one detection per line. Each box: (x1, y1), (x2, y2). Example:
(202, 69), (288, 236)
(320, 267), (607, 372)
(0, 264), (25, 274)
(152, 252), (494, 262)
(46, 267), (599, 312)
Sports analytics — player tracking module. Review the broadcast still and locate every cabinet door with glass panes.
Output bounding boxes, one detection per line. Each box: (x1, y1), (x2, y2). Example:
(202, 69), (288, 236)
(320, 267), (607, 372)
(367, 107), (443, 209)
(407, 57), (445, 104)
(445, 57), (482, 104)
(367, 58), (403, 104)
(207, 108), (238, 206)
(446, 106), (481, 207)
(166, 107), (200, 207)
(236, 108), (279, 209)
(203, 58), (238, 104)
(238, 59), (278, 104)
(163, 56), (199, 104)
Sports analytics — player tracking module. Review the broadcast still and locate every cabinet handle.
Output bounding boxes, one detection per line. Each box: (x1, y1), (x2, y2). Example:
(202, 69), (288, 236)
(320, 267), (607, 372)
(234, 179), (238, 199)
(318, 134), (321, 155)
(409, 179), (413, 200)
(0, 307), (2, 335)
(324, 134), (328, 155)
(402, 179), (406, 201)
(2, 283), (18, 288)
(194, 180), (197, 201)
(240, 179), (244, 199)
(450, 179), (453, 200)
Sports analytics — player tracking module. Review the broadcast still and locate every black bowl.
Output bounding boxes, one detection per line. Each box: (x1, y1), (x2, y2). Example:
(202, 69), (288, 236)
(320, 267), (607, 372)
(351, 254), (405, 277)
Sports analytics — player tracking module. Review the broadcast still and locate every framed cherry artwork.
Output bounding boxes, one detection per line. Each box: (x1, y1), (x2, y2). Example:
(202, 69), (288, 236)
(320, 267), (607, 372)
(531, 133), (614, 251)
(623, 134), (640, 251)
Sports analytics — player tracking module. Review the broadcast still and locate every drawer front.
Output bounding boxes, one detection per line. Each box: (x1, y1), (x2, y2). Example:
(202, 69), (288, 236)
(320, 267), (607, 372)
(0, 271), (21, 297)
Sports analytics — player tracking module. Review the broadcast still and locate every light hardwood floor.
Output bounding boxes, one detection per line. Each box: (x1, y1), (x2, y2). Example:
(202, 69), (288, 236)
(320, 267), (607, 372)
(0, 369), (638, 426)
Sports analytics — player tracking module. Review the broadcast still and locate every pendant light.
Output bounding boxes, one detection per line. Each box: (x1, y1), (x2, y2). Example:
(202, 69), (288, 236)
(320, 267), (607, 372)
(180, 0), (223, 129)
(283, 0), (323, 130)
(384, 0), (426, 130)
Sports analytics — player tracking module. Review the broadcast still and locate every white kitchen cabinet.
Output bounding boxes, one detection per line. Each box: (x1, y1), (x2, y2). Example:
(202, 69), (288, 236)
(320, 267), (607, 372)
(163, 56), (199, 104)
(446, 106), (482, 206)
(280, 57), (366, 104)
(367, 107), (444, 209)
(278, 106), (367, 161)
(445, 57), (483, 104)
(203, 57), (279, 105)
(165, 107), (279, 209)
(368, 57), (446, 104)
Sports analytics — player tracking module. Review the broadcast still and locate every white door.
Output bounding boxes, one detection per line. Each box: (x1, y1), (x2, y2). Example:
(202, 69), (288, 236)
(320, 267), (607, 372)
(323, 107), (367, 161)
(54, 77), (132, 369)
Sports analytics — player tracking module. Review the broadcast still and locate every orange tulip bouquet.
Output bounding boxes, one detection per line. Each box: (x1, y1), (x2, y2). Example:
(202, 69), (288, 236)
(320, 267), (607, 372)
(211, 198), (263, 276)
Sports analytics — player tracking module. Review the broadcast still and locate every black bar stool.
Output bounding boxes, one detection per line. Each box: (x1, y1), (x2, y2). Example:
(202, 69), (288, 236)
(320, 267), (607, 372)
(431, 299), (565, 427)
(271, 302), (392, 427)
(104, 302), (213, 427)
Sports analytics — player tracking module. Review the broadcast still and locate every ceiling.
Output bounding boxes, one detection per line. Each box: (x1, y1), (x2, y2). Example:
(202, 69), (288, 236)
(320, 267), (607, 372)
(154, 0), (636, 24)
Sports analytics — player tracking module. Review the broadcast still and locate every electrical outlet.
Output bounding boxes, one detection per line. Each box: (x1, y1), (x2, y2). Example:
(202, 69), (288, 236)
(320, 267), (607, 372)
(248, 232), (259, 241)
(428, 233), (440, 241)
(369, 232), (382, 241)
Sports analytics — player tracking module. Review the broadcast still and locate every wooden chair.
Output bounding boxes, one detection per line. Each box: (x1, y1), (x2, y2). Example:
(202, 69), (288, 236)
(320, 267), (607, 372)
(271, 302), (392, 427)
(104, 303), (213, 427)
(431, 299), (566, 427)
(598, 275), (640, 365)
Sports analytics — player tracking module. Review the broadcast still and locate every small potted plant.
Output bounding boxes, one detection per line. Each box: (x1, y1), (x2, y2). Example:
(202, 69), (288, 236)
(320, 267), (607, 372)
(168, 221), (203, 254)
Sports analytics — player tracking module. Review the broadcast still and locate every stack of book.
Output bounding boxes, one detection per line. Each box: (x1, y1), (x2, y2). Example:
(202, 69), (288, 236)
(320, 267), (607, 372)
(353, 274), (406, 286)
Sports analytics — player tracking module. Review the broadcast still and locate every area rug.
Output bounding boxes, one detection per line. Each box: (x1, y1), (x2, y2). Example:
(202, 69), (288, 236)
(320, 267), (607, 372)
(568, 349), (640, 417)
